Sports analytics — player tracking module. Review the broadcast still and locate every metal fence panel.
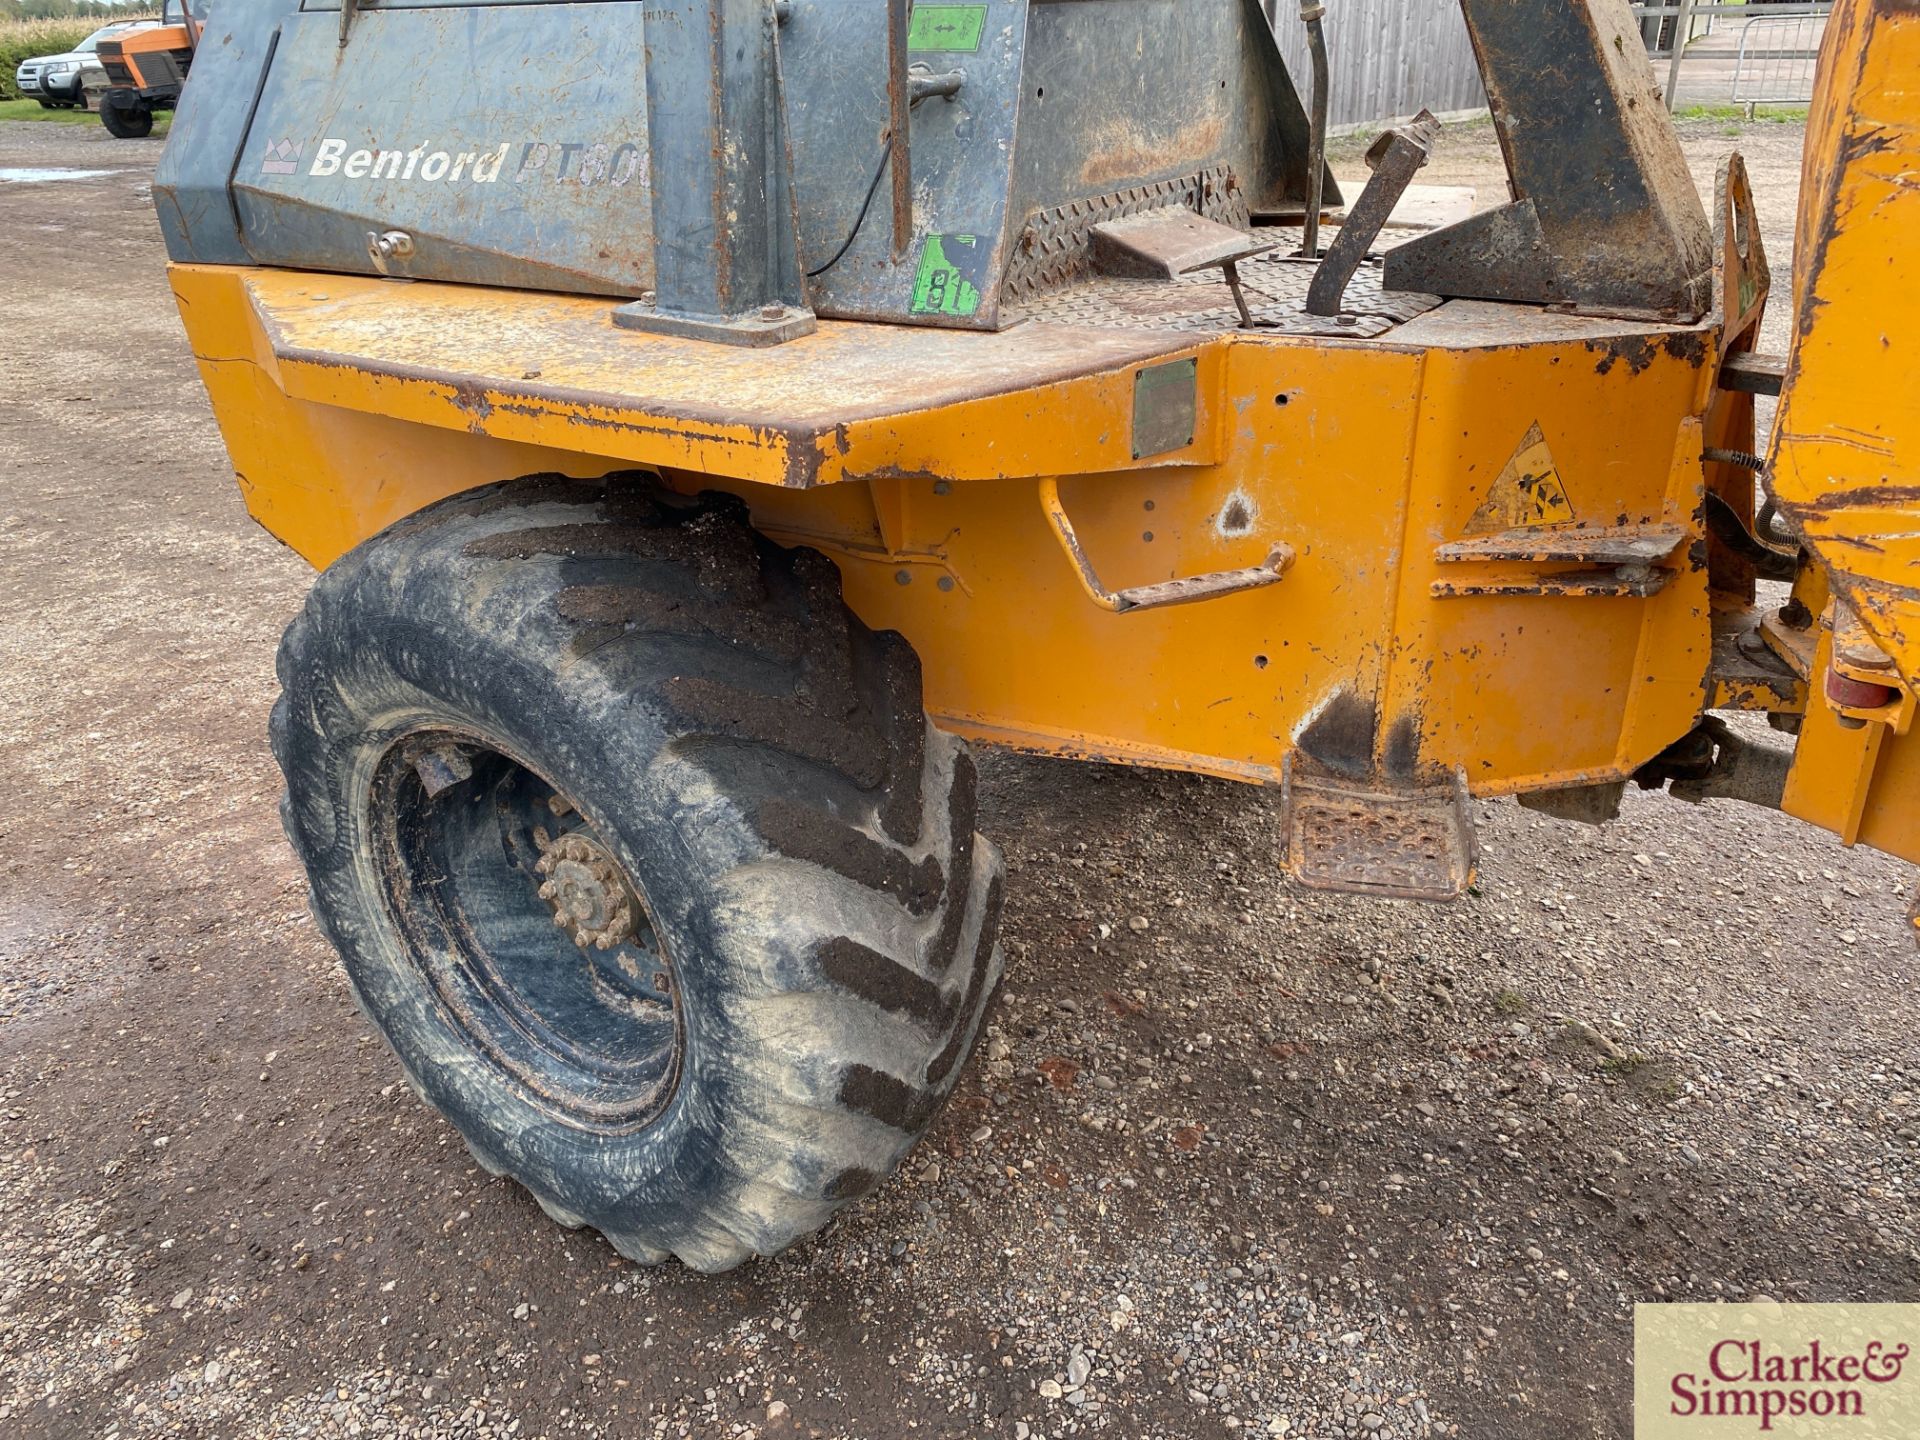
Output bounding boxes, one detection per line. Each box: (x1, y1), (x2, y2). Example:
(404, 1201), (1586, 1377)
(1630, 2), (1831, 109)
(1731, 14), (1826, 102)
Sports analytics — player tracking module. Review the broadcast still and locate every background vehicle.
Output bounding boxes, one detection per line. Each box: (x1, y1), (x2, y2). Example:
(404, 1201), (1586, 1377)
(96, 0), (198, 138)
(12, 19), (157, 110)
(151, 0), (1919, 1272)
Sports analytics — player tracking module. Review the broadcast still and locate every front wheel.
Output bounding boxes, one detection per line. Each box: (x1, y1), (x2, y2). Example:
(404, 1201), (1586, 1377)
(271, 475), (1005, 1270)
(99, 102), (151, 138)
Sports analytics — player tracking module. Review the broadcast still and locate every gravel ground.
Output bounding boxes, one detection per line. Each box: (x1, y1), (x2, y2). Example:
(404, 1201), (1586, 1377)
(2, 114), (1916, 1440)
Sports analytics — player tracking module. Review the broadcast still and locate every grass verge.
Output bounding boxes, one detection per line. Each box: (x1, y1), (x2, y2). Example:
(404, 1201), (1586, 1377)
(0, 96), (170, 137)
(1676, 103), (1810, 124)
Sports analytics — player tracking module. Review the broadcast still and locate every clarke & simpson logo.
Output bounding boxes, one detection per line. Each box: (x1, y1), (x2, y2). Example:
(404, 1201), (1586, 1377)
(1637, 1306), (1920, 1438)
(1669, 1337), (1909, 1429)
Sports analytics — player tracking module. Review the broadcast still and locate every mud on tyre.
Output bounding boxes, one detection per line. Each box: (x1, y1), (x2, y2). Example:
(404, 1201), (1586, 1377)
(270, 474), (1006, 1271)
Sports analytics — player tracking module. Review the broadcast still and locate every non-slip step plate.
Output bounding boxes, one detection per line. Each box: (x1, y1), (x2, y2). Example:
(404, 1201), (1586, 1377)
(1281, 761), (1477, 901)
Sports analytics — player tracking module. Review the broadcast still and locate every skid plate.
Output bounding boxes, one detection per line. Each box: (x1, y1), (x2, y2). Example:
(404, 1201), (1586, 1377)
(1281, 762), (1477, 901)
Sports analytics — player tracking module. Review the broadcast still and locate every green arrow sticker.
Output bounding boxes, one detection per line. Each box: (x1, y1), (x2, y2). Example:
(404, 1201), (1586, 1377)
(911, 233), (987, 318)
(908, 4), (988, 52)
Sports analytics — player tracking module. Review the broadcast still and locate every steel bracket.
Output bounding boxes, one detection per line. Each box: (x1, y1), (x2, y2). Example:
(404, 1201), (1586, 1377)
(611, 0), (816, 347)
(1383, 0), (1713, 319)
(1039, 477), (1293, 614)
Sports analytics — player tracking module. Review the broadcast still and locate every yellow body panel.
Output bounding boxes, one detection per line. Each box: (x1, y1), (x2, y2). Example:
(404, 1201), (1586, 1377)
(1761, 0), (1920, 862)
(172, 263), (1727, 799)
(1772, 0), (1920, 692)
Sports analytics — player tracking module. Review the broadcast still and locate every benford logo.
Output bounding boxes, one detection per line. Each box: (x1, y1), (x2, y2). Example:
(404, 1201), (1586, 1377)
(301, 138), (649, 189)
(259, 138), (302, 175)
(1637, 1305), (1920, 1438)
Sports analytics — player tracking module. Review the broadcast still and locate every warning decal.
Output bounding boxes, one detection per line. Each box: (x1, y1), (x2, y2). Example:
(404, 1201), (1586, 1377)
(1464, 422), (1576, 533)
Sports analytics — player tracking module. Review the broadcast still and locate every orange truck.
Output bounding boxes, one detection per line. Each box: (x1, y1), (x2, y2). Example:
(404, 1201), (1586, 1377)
(95, 0), (197, 138)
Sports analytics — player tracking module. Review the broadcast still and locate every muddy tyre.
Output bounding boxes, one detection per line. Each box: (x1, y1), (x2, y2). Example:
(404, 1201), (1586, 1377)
(271, 475), (1005, 1271)
(100, 102), (152, 138)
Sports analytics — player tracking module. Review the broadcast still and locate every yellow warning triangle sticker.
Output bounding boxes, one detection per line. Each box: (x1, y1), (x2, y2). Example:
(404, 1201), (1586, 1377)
(1465, 422), (1577, 533)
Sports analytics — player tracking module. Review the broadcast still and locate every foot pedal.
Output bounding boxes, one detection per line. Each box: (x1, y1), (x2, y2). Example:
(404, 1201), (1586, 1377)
(1281, 761), (1477, 901)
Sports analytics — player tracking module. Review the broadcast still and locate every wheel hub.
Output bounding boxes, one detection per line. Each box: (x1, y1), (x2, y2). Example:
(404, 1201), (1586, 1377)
(535, 829), (638, 951)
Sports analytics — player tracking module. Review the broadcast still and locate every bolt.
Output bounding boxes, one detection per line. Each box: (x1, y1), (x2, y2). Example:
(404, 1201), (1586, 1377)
(1778, 597), (1813, 630)
(760, 304), (786, 321)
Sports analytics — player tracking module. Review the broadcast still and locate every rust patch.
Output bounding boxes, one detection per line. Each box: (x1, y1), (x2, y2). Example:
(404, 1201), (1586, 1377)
(447, 378), (494, 426)
(1662, 331), (1708, 367)
(1586, 335), (1660, 376)
(1382, 713), (1421, 783)
(1079, 115), (1227, 191)
(1790, 483), (1920, 515)
(1295, 690), (1377, 781)
(1216, 490), (1256, 538)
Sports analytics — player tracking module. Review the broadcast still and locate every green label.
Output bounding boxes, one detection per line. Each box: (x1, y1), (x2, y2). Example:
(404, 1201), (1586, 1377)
(911, 233), (986, 317)
(908, 4), (988, 52)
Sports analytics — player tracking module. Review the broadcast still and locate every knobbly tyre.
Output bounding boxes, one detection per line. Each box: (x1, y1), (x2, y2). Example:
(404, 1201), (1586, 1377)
(153, 0), (1920, 1271)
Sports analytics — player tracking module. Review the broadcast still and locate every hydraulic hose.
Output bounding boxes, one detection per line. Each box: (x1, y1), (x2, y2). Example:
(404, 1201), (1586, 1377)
(1300, 0), (1330, 259)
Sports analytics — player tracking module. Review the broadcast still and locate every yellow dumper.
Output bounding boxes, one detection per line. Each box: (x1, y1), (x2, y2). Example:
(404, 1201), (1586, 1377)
(154, 0), (1918, 1269)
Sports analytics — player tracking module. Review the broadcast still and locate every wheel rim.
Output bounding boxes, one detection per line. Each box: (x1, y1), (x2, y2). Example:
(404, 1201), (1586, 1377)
(370, 731), (682, 1130)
